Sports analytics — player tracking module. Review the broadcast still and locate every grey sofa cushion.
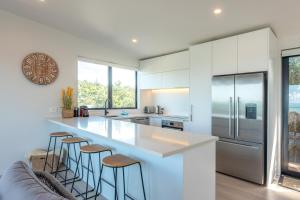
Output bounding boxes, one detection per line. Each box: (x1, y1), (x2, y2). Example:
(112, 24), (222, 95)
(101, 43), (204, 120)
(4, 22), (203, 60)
(0, 161), (68, 200)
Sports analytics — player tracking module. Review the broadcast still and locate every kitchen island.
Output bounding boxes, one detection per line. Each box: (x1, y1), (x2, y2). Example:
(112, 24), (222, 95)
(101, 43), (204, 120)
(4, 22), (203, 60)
(48, 116), (218, 200)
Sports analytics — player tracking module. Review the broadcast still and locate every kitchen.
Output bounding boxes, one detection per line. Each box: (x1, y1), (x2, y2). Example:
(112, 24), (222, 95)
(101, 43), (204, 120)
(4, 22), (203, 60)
(0, 1), (300, 200)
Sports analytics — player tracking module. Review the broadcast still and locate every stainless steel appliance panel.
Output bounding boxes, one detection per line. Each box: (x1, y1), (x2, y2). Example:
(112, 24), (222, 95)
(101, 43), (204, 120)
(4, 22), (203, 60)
(212, 75), (235, 139)
(235, 73), (265, 144)
(216, 140), (264, 184)
(130, 117), (150, 125)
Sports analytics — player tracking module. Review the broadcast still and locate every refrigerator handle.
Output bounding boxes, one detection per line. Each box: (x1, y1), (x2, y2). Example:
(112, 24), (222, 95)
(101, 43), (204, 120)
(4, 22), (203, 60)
(190, 104), (193, 122)
(236, 96), (240, 138)
(229, 97), (232, 137)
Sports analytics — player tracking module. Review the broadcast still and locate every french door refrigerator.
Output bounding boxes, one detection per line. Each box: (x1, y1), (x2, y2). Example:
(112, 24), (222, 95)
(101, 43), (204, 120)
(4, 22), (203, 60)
(212, 72), (267, 185)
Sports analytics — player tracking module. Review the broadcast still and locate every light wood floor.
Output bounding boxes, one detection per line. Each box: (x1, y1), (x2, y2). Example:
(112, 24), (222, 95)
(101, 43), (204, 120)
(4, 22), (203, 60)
(217, 173), (300, 200)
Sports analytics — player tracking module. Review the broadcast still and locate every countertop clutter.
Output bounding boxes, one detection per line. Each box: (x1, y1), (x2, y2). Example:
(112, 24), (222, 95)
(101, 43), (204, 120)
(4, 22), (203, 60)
(48, 116), (217, 157)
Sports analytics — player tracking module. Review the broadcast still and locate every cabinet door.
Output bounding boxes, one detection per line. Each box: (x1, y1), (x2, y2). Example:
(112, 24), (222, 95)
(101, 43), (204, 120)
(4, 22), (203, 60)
(139, 73), (163, 89)
(188, 42), (212, 134)
(212, 36), (238, 75)
(162, 69), (189, 88)
(238, 29), (269, 73)
(139, 51), (189, 74)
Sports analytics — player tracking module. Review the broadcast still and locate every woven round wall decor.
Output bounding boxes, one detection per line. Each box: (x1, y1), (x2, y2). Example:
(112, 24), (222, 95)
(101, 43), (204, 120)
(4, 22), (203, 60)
(22, 52), (59, 85)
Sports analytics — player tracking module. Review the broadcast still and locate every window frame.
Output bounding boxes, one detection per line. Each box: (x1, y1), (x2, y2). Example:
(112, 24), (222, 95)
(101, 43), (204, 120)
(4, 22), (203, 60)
(78, 60), (138, 110)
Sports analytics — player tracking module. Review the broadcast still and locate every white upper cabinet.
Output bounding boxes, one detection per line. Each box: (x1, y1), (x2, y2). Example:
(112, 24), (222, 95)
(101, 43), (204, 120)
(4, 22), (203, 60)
(139, 51), (190, 89)
(238, 28), (269, 73)
(139, 73), (163, 90)
(162, 69), (189, 88)
(140, 51), (189, 74)
(212, 36), (238, 75)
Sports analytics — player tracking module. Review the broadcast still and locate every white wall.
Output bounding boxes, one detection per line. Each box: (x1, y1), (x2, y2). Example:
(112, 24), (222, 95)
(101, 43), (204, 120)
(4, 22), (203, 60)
(0, 10), (138, 173)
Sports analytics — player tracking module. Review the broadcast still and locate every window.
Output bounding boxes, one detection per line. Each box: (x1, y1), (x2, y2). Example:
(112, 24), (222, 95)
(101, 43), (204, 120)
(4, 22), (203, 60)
(112, 67), (136, 108)
(78, 60), (137, 109)
(282, 55), (300, 178)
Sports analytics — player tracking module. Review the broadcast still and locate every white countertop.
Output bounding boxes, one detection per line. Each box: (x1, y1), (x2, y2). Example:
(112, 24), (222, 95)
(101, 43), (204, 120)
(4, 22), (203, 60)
(48, 116), (218, 157)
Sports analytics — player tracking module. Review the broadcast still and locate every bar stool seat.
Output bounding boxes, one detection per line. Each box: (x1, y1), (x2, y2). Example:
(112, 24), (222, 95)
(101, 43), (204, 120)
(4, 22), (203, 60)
(102, 154), (138, 168)
(80, 144), (111, 153)
(62, 137), (87, 144)
(50, 132), (73, 137)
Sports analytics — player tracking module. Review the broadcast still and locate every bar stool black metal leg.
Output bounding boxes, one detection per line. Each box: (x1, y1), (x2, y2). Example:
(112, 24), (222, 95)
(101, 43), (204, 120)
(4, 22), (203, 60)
(64, 143), (70, 186)
(43, 136), (52, 171)
(55, 142), (64, 177)
(122, 167), (125, 200)
(138, 163), (146, 200)
(95, 163), (104, 200)
(86, 153), (91, 200)
(89, 153), (96, 189)
(71, 152), (82, 193)
(114, 168), (118, 200)
(50, 137), (57, 173)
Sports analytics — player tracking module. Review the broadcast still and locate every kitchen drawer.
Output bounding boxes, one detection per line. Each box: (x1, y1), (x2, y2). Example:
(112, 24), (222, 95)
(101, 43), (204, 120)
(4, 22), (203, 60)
(216, 140), (264, 184)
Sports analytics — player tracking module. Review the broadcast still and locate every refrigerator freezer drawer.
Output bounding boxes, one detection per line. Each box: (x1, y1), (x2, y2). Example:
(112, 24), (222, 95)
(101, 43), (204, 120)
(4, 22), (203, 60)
(216, 140), (264, 184)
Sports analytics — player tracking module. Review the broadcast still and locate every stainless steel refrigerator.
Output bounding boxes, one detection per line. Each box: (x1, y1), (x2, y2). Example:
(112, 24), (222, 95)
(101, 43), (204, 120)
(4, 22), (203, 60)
(212, 72), (267, 185)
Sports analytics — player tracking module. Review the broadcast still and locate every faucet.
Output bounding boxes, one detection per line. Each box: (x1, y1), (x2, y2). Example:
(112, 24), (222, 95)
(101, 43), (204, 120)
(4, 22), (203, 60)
(104, 99), (110, 116)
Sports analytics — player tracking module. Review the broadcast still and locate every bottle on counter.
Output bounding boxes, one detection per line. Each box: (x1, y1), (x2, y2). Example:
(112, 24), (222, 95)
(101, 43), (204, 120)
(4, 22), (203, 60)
(73, 107), (79, 117)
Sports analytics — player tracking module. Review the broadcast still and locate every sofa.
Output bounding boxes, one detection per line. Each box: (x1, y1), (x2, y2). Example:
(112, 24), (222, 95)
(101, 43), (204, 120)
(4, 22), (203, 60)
(0, 161), (76, 200)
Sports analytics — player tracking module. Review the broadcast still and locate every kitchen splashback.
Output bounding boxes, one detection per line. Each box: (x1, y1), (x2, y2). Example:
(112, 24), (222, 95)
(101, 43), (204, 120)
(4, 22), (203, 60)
(140, 88), (189, 116)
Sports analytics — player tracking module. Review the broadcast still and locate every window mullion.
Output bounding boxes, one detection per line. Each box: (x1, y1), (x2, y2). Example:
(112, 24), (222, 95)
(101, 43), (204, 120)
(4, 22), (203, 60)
(108, 67), (113, 109)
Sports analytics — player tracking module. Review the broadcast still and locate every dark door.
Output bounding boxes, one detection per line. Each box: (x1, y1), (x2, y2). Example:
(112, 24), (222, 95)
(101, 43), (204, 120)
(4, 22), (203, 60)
(282, 55), (300, 178)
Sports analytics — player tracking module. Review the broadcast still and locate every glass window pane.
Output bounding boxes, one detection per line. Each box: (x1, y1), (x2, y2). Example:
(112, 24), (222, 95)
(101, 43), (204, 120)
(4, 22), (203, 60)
(288, 56), (300, 173)
(112, 67), (136, 108)
(78, 60), (108, 108)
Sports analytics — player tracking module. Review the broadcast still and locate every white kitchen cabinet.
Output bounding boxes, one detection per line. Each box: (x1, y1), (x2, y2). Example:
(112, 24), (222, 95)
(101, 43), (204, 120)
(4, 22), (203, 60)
(185, 42), (212, 134)
(149, 117), (162, 127)
(162, 69), (189, 88)
(139, 73), (163, 89)
(139, 51), (189, 74)
(212, 36), (238, 75)
(238, 28), (269, 73)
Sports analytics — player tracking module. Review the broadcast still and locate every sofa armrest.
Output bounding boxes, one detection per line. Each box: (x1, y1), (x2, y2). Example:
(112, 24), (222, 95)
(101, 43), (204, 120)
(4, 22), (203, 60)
(34, 171), (76, 200)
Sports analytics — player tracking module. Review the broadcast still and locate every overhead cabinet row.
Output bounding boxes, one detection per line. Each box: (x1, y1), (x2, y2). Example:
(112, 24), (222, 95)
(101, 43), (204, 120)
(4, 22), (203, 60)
(139, 51), (190, 89)
(139, 69), (189, 89)
(212, 28), (273, 75)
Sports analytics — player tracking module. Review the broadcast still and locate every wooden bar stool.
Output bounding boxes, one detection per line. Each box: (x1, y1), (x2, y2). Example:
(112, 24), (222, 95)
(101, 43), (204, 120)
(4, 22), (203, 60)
(55, 137), (89, 186)
(71, 144), (112, 200)
(95, 154), (146, 200)
(43, 132), (73, 173)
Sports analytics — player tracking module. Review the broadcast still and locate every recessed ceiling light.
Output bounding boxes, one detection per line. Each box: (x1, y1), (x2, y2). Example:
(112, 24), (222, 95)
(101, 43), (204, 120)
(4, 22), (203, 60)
(214, 8), (222, 15)
(39, 0), (46, 2)
(132, 38), (138, 44)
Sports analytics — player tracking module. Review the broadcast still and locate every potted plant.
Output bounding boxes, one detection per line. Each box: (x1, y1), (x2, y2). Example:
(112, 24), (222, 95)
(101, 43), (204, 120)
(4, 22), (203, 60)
(61, 87), (74, 118)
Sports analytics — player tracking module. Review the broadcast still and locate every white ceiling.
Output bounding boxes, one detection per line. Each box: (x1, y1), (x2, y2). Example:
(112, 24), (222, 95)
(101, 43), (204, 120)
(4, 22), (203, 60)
(1, 0), (300, 59)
